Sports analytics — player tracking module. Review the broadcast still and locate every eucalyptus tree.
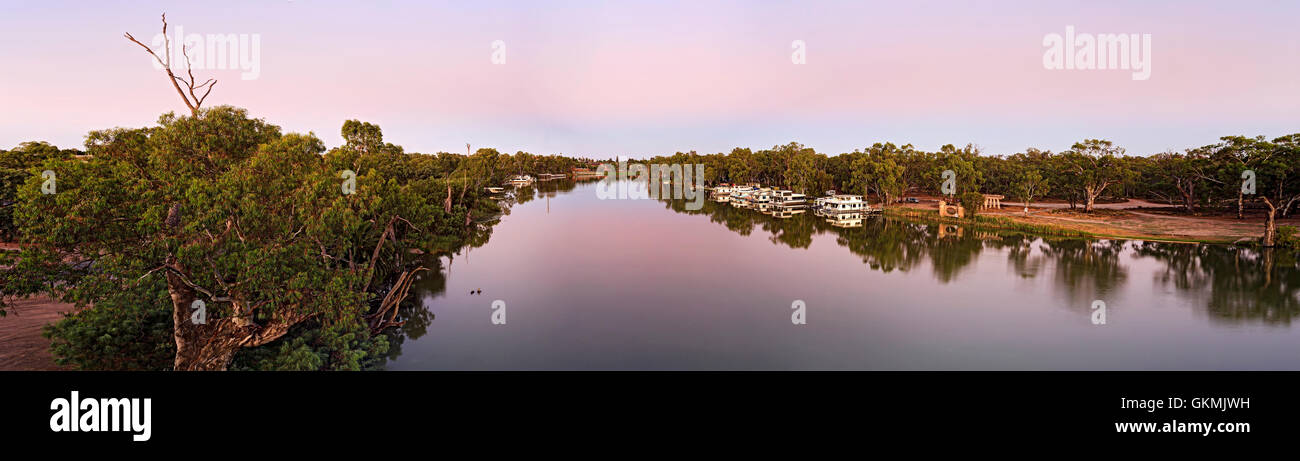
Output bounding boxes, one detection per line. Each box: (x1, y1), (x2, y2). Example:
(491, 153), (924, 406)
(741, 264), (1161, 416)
(1271, 134), (1300, 218)
(1061, 139), (1129, 212)
(929, 144), (982, 197)
(1212, 136), (1275, 219)
(1145, 150), (1209, 212)
(850, 144), (906, 208)
(4, 107), (479, 370)
(1012, 168), (1050, 213)
(0, 142), (79, 240)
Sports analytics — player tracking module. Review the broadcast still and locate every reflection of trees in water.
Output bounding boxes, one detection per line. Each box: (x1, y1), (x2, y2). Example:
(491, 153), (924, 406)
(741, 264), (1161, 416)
(511, 179), (578, 209)
(379, 255), (447, 361)
(664, 199), (981, 278)
(663, 196), (1300, 324)
(836, 219), (927, 273)
(1038, 239), (1129, 310)
(377, 183), (514, 363)
(408, 255), (450, 333)
(1134, 243), (1300, 324)
(985, 234), (1047, 278)
(925, 226), (985, 283)
(759, 213), (817, 249)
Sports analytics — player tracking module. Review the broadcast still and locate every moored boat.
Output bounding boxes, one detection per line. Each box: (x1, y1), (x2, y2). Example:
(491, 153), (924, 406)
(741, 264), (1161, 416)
(507, 175), (535, 185)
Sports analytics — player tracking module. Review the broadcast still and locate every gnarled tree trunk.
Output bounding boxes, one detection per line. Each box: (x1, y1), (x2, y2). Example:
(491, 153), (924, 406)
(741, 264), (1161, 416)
(1262, 197), (1277, 248)
(165, 263), (309, 371)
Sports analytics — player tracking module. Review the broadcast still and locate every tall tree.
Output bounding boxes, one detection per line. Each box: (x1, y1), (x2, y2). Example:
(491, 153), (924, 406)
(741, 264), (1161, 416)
(1062, 139), (1128, 212)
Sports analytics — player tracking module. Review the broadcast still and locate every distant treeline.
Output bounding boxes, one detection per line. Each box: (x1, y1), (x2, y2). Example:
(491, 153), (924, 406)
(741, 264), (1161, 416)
(636, 136), (1300, 218)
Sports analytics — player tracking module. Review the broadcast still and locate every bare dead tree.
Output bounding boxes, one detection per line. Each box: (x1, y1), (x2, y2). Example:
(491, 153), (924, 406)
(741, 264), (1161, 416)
(124, 13), (216, 116)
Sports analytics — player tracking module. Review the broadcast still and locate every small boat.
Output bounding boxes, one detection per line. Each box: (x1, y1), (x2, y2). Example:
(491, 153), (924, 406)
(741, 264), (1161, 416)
(507, 175), (535, 185)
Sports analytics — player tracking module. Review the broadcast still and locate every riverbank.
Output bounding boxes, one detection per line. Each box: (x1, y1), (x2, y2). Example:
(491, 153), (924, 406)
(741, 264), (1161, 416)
(0, 294), (74, 370)
(887, 199), (1293, 244)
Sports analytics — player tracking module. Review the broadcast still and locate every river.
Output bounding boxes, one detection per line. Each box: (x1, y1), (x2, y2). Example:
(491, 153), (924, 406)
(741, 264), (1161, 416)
(387, 179), (1300, 370)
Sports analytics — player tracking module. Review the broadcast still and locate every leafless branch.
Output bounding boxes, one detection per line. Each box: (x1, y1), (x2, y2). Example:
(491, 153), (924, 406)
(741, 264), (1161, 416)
(123, 13), (216, 116)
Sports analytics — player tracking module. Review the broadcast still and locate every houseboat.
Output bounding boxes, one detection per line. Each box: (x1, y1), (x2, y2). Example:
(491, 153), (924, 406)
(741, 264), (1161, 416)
(819, 194), (871, 218)
(768, 189), (806, 218)
(771, 190), (806, 207)
(729, 185), (757, 208)
(507, 175), (535, 185)
(710, 184), (734, 202)
(753, 188), (774, 214)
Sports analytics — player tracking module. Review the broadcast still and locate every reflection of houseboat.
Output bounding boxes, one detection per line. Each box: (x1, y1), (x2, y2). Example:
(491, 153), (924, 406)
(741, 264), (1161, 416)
(828, 213), (865, 228)
(772, 207), (807, 219)
(769, 189), (807, 218)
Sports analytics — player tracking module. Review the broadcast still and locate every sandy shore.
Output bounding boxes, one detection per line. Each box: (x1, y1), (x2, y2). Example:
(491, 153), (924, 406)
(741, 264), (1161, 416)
(0, 295), (76, 370)
(895, 197), (1295, 244)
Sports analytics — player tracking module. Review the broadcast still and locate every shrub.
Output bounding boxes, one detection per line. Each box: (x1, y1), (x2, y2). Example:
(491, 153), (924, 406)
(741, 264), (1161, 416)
(1278, 225), (1300, 252)
(959, 191), (984, 217)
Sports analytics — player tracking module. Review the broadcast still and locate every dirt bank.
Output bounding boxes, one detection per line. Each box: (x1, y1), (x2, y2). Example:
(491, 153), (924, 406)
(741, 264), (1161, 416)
(894, 197), (1295, 243)
(0, 295), (76, 370)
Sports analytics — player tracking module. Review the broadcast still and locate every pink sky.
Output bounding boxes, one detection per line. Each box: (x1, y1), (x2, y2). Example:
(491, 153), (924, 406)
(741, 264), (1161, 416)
(1, 0), (1296, 157)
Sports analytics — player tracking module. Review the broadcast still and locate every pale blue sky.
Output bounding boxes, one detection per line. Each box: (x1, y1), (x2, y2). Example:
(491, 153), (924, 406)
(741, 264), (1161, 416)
(1, 0), (1296, 157)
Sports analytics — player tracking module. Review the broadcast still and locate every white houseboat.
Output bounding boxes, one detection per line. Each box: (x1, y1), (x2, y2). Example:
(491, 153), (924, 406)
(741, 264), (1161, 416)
(507, 175), (535, 185)
(819, 194), (870, 217)
(711, 184), (734, 202)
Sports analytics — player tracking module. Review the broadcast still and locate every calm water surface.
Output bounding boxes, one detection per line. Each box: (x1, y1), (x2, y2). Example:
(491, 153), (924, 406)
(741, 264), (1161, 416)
(388, 180), (1300, 370)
